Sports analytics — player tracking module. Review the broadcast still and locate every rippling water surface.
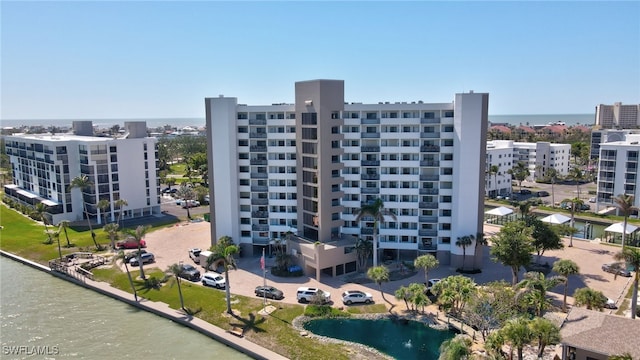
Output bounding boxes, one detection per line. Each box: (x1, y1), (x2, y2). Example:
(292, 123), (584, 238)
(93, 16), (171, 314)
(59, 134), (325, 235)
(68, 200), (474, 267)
(0, 257), (250, 359)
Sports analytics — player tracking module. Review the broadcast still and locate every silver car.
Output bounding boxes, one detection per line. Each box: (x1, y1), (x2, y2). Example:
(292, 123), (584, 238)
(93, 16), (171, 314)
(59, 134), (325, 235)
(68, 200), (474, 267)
(342, 290), (373, 305)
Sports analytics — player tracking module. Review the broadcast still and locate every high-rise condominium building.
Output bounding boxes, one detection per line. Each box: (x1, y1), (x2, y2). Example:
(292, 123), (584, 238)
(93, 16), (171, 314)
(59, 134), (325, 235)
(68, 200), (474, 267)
(3, 121), (161, 226)
(205, 80), (488, 275)
(596, 134), (640, 209)
(595, 102), (640, 129)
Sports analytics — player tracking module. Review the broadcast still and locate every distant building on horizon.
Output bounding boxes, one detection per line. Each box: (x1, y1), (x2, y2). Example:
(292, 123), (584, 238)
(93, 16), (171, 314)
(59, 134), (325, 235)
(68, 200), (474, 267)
(3, 121), (161, 226)
(205, 79), (488, 279)
(595, 102), (640, 129)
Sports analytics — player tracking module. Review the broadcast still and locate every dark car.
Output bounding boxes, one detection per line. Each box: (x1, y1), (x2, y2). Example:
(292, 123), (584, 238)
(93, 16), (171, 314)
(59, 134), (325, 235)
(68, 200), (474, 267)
(519, 189), (532, 195)
(602, 263), (632, 277)
(179, 264), (201, 281)
(255, 286), (284, 300)
(123, 249), (147, 263)
(536, 191), (549, 197)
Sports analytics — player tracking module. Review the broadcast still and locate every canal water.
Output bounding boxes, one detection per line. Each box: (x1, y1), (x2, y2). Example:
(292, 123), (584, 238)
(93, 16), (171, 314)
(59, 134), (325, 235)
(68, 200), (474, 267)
(0, 257), (250, 359)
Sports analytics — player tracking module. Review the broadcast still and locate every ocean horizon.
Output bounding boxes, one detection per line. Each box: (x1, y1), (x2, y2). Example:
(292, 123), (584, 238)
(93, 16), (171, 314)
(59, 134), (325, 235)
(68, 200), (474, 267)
(0, 113), (595, 129)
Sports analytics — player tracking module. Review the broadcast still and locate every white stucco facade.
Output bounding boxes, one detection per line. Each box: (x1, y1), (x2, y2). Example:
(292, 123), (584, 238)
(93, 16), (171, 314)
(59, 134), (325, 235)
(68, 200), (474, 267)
(205, 80), (489, 268)
(3, 122), (160, 225)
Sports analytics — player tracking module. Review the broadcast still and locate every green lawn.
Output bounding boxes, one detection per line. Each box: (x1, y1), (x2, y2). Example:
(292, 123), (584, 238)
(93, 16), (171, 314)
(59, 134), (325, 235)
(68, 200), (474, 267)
(0, 204), (178, 264)
(1, 203), (388, 359)
(92, 266), (380, 359)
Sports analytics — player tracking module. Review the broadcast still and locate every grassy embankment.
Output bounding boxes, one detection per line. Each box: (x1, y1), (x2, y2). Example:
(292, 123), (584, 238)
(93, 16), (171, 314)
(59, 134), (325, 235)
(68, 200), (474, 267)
(0, 204), (389, 360)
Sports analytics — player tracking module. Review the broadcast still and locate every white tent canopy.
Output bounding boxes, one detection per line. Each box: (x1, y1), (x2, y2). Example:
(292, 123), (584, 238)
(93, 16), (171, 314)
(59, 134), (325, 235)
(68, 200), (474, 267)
(485, 206), (514, 216)
(604, 222), (639, 235)
(541, 213), (571, 225)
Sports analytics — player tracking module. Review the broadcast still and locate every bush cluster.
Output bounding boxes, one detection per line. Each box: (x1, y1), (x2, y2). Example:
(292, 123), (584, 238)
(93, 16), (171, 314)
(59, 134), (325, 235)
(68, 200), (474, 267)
(304, 305), (350, 318)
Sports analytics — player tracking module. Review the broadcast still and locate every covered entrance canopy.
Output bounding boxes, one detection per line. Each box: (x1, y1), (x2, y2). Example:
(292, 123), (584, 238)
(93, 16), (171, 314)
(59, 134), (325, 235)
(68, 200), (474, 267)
(485, 206), (514, 225)
(541, 213), (571, 225)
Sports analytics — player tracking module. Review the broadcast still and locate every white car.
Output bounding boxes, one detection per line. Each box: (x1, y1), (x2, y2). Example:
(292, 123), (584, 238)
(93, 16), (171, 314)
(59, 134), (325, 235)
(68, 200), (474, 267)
(296, 287), (331, 303)
(604, 298), (617, 309)
(202, 272), (226, 288)
(188, 248), (202, 263)
(589, 197), (596, 203)
(342, 290), (373, 305)
(425, 279), (441, 294)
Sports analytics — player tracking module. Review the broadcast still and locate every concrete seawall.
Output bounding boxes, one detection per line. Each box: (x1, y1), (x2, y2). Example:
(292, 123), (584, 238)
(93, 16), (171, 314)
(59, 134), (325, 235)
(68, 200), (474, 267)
(1, 250), (288, 360)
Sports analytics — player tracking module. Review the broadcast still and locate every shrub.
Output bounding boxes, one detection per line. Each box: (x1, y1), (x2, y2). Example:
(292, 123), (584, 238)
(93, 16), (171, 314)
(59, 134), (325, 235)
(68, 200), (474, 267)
(402, 261), (415, 271)
(304, 305), (349, 318)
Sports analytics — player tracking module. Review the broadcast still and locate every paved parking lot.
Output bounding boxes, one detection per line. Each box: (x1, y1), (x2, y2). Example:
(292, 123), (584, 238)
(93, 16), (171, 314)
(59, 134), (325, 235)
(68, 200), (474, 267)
(131, 216), (632, 314)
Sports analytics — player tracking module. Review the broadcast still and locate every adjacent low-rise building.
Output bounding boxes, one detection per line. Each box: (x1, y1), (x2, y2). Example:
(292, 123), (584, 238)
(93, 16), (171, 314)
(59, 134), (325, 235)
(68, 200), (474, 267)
(560, 307), (640, 360)
(205, 79), (488, 279)
(3, 121), (161, 226)
(485, 140), (571, 196)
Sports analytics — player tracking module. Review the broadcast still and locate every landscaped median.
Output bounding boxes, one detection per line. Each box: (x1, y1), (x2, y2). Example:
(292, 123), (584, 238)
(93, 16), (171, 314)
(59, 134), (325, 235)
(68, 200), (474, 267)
(0, 204), (389, 360)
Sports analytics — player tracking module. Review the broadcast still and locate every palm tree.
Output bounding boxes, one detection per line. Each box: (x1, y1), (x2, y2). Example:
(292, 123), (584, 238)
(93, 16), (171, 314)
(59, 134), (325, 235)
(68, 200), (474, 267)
(124, 225), (150, 279)
(97, 199), (110, 225)
(69, 175), (99, 250)
(501, 317), (533, 360)
(609, 353), (633, 360)
(455, 234), (474, 271)
(353, 198), (397, 267)
(529, 317), (561, 358)
(33, 202), (52, 243)
(367, 265), (390, 304)
(614, 247), (640, 319)
(473, 232), (487, 270)
(568, 166), (584, 199)
(613, 194), (638, 251)
(552, 259), (580, 312)
(517, 201), (533, 221)
(562, 197), (584, 247)
(546, 168), (559, 207)
(115, 250), (138, 301)
(354, 237), (372, 272)
(103, 223), (119, 251)
(176, 184), (196, 219)
(114, 198), (128, 229)
(487, 164), (499, 196)
(508, 161), (530, 191)
(438, 334), (472, 360)
(414, 254), (439, 284)
(394, 286), (411, 310)
(167, 263), (186, 311)
(58, 220), (72, 247)
(516, 271), (566, 316)
(207, 236), (239, 314)
(573, 287), (607, 310)
(50, 229), (62, 261)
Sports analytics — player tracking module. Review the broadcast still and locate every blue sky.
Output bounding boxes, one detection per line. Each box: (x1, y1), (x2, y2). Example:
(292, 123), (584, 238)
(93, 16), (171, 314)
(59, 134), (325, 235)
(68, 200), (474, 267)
(1, 1), (639, 120)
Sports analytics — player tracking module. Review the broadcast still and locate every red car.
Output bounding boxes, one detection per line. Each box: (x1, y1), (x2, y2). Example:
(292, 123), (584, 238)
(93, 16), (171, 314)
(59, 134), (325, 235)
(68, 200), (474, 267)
(116, 237), (146, 249)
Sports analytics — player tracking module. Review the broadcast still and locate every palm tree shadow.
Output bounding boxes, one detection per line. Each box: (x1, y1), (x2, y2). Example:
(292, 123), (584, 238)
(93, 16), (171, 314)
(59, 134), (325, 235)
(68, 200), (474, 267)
(134, 278), (162, 294)
(177, 307), (202, 321)
(267, 313), (291, 325)
(230, 312), (267, 334)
